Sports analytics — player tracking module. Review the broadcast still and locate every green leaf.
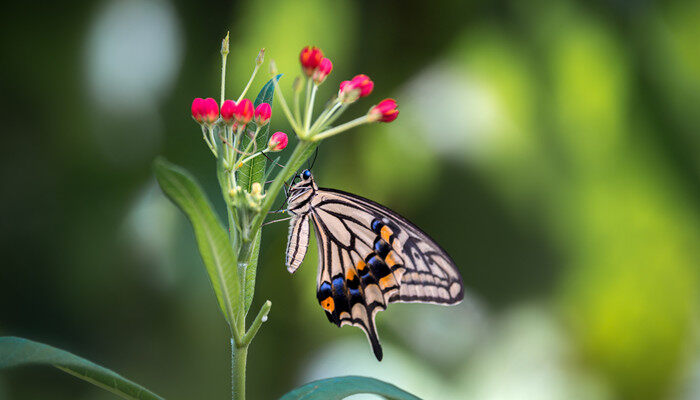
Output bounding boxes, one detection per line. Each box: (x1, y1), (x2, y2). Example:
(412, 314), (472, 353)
(153, 157), (240, 324)
(243, 230), (261, 314)
(280, 376), (422, 400)
(0, 337), (164, 400)
(238, 75), (281, 314)
(238, 74), (282, 192)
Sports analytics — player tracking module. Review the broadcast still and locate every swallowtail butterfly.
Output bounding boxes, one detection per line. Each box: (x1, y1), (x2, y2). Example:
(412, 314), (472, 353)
(285, 169), (464, 360)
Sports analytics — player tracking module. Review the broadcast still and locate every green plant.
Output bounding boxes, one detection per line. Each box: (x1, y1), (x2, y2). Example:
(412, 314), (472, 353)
(0, 34), (416, 399)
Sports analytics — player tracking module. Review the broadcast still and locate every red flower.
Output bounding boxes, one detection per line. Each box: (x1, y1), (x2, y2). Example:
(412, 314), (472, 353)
(191, 97), (219, 124)
(312, 57), (333, 84)
(254, 103), (271, 126)
(350, 74), (374, 97)
(220, 100), (237, 124)
(268, 131), (288, 151)
(235, 98), (254, 124)
(338, 74), (374, 103)
(300, 46), (323, 77)
(369, 99), (399, 122)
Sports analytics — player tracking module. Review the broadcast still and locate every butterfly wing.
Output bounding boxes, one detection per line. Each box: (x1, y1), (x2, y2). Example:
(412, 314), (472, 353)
(286, 214), (310, 273)
(307, 188), (464, 360)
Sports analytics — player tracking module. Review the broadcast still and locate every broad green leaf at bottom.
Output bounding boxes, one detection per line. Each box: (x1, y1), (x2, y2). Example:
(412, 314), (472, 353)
(280, 375), (422, 400)
(0, 337), (164, 400)
(153, 157), (240, 324)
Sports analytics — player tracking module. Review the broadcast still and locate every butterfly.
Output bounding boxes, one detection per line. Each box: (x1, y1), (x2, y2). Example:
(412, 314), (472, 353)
(284, 169), (464, 360)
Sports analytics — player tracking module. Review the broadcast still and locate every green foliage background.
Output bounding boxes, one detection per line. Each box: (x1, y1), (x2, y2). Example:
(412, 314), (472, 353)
(1, 0), (699, 399)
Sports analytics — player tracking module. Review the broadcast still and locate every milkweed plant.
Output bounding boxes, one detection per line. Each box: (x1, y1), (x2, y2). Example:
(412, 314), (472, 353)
(0, 33), (418, 400)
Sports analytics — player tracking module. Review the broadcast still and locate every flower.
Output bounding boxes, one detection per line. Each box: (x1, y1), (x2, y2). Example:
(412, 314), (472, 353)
(220, 100), (237, 124)
(254, 103), (271, 126)
(350, 74), (374, 97)
(312, 57), (333, 84)
(299, 46), (323, 76)
(191, 97), (219, 125)
(338, 74), (374, 103)
(234, 98), (254, 124)
(369, 99), (399, 122)
(268, 131), (288, 151)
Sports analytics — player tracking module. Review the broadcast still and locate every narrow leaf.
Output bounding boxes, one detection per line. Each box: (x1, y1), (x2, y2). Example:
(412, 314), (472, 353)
(238, 75), (281, 313)
(0, 337), (164, 400)
(238, 74), (282, 192)
(153, 157), (239, 323)
(244, 230), (261, 314)
(280, 376), (422, 400)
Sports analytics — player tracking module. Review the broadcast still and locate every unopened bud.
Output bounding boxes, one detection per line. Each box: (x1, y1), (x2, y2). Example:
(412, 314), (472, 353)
(251, 182), (262, 196)
(267, 131), (289, 151)
(368, 98), (399, 123)
(269, 59), (278, 75)
(256, 48), (265, 66)
(221, 32), (230, 56)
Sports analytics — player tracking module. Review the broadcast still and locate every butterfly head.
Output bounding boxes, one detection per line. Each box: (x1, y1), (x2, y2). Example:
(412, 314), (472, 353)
(287, 169), (317, 215)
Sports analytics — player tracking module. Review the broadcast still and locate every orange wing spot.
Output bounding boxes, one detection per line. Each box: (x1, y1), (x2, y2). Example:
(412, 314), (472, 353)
(346, 268), (356, 281)
(379, 274), (396, 289)
(391, 238), (400, 249)
(385, 251), (398, 267)
(380, 226), (393, 243)
(320, 297), (335, 312)
(356, 260), (366, 272)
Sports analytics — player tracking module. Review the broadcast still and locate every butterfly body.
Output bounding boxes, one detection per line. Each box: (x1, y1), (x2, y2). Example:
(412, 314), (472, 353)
(285, 170), (464, 360)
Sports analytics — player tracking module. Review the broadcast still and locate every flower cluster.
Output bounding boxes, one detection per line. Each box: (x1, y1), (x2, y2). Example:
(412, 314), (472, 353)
(270, 46), (399, 142)
(191, 97), (284, 154)
(187, 41), (399, 226)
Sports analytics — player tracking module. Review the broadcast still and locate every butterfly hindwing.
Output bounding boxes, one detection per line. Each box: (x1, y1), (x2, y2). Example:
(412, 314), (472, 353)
(304, 188), (463, 360)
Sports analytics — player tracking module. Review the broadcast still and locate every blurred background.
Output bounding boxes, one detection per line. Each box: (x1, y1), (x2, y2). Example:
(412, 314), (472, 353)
(1, 0), (699, 399)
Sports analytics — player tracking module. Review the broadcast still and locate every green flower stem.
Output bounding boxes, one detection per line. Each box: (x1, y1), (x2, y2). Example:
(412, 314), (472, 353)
(236, 149), (268, 169)
(304, 83), (318, 132)
(249, 140), (314, 239)
(242, 300), (271, 345)
(240, 127), (262, 159)
(220, 32), (229, 105)
(312, 115), (369, 141)
(238, 65), (261, 102)
(271, 75), (302, 133)
(310, 101), (343, 133)
(293, 83), (302, 128)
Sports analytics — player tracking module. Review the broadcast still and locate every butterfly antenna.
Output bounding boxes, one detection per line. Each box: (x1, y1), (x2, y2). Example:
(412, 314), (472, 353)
(308, 146), (320, 170)
(263, 216), (292, 226)
(262, 152), (286, 169)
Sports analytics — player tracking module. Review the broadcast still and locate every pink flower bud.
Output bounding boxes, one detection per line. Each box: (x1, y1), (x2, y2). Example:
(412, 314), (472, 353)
(202, 98), (219, 124)
(234, 98), (254, 125)
(312, 57), (333, 84)
(350, 74), (374, 97)
(220, 100), (237, 124)
(338, 80), (359, 104)
(191, 97), (219, 125)
(254, 103), (271, 126)
(268, 131), (288, 151)
(369, 98), (399, 122)
(191, 98), (204, 123)
(300, 46), (323, 77)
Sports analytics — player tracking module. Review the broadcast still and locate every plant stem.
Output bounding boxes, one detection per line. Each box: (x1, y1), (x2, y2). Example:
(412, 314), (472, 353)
(238, 65), (260, 102)
(312, 115), (369, 141)
(231, 339), (248, 400)
(220, 32), (229, 105)
(242, 301), (271, 345)
(249, 140), (314, 239)
(271, 76), (301, 133)
(304, 83), (318, 132)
